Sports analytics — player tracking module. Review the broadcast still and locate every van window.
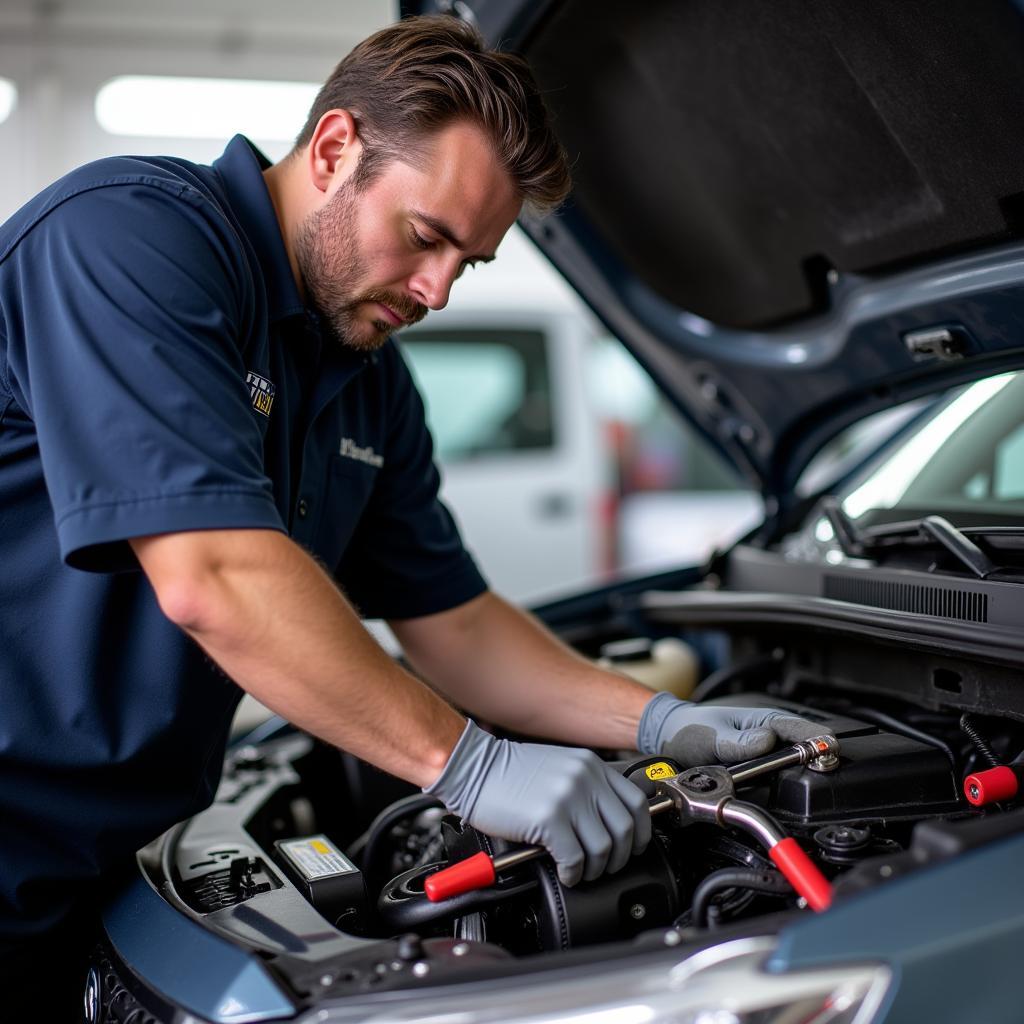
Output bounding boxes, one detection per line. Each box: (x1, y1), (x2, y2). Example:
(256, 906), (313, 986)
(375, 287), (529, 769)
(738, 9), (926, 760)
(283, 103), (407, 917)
(400, 329), (554, 461)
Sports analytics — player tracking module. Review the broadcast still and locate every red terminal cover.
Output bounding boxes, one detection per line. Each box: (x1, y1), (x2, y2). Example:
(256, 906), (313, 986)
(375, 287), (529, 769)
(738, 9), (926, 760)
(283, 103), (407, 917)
(424, 851), (496, 902)
(964, 766), (1019, 806)
(770, 837), (833, 912)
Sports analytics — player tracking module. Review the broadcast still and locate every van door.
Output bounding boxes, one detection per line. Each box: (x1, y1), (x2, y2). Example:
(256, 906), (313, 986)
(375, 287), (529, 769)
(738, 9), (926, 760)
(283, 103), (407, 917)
(400, 313), (607, 603)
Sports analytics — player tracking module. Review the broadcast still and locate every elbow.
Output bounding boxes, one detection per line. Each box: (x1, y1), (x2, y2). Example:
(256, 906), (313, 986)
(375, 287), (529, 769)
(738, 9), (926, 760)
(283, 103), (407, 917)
(152, 573), (214, 633)
(130, 533), (224, 635)
(132, 528), (290, 639)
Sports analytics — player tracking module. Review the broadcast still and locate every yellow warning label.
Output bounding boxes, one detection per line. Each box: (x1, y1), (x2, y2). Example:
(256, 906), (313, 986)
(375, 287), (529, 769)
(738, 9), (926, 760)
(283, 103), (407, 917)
(644, 762), (675, 780)
(282, 835), (358, 879)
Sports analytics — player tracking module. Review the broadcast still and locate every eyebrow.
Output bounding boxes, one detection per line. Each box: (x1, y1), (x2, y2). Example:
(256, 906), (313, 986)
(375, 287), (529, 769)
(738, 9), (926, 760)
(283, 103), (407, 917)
(412, 209), (497, 264)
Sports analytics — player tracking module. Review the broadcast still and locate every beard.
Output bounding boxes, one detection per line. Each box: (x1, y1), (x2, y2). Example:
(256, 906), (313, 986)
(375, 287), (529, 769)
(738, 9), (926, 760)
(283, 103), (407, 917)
(293, 177), (426, 351)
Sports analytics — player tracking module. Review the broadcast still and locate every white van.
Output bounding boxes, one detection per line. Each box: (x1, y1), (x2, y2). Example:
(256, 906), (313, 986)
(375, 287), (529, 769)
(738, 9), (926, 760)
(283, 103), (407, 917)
(399, 228), (763, 603)
(398, 228), (613, 603)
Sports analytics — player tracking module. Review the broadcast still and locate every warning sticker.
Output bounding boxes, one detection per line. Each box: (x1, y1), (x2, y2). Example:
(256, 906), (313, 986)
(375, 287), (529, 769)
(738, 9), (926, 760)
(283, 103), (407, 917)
(644, 761), (676, 781)
(280, 835), (358, 880)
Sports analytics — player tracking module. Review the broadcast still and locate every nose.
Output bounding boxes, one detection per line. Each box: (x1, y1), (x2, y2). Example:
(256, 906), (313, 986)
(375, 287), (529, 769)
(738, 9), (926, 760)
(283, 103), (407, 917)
(408, 255), (461, 311)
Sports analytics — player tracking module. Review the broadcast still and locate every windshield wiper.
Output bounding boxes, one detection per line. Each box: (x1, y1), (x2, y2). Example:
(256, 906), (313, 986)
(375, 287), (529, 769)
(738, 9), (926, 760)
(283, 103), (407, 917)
(820, 498), (996, 579)
(821, 498), (868, 560)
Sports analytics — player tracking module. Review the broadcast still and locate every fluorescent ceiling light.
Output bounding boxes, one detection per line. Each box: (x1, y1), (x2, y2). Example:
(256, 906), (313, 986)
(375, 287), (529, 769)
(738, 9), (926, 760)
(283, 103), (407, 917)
(0, 79), (17, 125)
(95, 76), (319, 142)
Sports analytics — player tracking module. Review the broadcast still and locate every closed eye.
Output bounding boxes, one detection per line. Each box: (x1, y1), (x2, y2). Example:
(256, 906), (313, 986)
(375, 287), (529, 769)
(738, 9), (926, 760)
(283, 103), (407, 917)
(411, 224), (480, 278)
(409, 208), (497, 267)
(409, 226), (433, 251)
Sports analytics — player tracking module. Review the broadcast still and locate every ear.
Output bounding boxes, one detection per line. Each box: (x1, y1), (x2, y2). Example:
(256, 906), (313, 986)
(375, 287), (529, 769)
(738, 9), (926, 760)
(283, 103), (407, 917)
(305, 109), (363, 194)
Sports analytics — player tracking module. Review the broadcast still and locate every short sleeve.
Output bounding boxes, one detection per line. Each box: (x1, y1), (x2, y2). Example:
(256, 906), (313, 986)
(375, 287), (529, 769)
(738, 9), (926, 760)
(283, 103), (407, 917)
(336, 343), (488, 619)
(1, 180), (284, 572)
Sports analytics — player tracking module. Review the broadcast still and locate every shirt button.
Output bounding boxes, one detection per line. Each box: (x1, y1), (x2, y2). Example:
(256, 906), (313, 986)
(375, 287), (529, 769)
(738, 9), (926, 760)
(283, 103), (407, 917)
(297, 498), (309, 519)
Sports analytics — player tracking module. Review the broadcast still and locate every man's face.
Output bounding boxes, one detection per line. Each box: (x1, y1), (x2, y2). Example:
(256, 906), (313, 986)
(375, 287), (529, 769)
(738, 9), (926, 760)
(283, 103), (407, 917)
(295, 120), (521, 351)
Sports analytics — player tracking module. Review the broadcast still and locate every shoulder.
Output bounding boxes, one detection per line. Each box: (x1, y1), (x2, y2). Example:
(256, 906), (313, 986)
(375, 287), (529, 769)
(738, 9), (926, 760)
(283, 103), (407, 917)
(1, 154), (245, 273)
(0, 155), (253, 316)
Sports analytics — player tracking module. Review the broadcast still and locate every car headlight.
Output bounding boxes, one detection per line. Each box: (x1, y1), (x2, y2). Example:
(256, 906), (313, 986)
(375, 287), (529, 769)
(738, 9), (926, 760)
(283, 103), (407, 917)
(306, 936), (892, 1024)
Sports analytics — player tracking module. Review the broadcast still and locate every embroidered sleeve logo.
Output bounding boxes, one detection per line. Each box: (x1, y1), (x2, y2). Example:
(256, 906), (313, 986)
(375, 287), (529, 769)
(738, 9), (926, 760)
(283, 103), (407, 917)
(246, 371), (276, 417)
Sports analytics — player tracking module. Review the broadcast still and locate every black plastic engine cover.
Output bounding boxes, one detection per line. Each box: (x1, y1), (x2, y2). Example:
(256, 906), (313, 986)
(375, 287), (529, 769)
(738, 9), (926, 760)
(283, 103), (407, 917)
(707, 695), (962, 825)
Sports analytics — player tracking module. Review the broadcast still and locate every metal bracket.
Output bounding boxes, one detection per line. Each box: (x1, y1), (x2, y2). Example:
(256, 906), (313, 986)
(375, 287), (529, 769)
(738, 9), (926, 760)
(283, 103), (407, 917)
(903, 326), (971, 362)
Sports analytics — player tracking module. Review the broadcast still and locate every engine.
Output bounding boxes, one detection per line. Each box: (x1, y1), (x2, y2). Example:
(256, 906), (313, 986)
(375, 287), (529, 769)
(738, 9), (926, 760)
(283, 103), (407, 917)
(155, 665), (1024, 1018)
(349, 694), (966, 953)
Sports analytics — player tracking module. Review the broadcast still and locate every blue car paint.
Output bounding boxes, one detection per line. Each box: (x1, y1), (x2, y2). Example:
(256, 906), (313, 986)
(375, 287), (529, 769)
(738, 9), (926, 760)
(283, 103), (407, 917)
(538, 208), (1024, 504)
(769, 831), (1024, 1023)
(103, 872), (295, 1023)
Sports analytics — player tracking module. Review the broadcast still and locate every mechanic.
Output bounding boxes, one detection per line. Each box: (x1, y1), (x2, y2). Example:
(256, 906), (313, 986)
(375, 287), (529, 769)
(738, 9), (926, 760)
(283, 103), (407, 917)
(0, 14), (823, 1003)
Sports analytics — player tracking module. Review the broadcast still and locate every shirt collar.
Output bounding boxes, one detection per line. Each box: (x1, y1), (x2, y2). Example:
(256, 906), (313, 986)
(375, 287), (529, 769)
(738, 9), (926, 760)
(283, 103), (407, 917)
(212, 135), (305, 323)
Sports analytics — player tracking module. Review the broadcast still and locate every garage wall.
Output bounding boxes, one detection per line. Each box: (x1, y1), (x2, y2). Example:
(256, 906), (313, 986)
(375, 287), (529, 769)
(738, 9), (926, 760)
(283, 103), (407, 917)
(0, 0), (393, 219)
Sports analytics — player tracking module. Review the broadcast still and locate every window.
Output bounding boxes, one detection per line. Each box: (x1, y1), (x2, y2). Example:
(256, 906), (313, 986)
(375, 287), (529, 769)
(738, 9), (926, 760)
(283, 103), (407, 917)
(0, 79), (16, 126)
(795, 400), (931, 498)
(95, 76), (319, 142)
(400, 329), (553, 461)
(838, 371), (1024, 524)
(992, 424), (1024, 500)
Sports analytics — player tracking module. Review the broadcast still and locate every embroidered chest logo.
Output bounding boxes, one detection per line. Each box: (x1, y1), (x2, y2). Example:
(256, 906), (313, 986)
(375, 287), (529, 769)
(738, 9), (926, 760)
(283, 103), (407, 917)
(339, 436), (384, 468)
(246, 371), (276, 417)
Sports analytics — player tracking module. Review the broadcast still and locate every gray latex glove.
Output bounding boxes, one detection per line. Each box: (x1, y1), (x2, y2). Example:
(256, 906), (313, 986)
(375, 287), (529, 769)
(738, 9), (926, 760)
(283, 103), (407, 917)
(425, 720), (652, 887)
(638, 691), (830, 767)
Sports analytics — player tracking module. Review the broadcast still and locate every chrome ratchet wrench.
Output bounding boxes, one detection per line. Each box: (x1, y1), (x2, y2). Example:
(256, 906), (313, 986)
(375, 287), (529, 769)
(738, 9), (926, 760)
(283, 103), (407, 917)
(424, 734), (839, 911)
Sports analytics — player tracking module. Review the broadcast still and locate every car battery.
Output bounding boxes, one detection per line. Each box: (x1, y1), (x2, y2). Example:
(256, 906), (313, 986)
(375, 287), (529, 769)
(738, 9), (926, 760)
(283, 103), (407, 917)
(274, 834), (367, 933)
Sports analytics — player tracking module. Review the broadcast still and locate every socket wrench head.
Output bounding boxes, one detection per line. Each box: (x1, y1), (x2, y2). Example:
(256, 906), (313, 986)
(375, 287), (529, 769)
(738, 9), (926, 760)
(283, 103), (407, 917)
(801, 735), (840, 772)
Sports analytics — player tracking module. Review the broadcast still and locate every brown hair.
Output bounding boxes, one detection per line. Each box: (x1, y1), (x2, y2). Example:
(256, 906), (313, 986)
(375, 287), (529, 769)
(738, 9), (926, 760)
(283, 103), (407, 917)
(294, 14), (570, 215)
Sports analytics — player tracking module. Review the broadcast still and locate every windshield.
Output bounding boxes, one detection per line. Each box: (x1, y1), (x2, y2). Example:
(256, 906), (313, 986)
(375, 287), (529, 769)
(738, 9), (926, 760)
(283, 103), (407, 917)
(785, 370), (1024, 565)
(838, 371), (1024, 529)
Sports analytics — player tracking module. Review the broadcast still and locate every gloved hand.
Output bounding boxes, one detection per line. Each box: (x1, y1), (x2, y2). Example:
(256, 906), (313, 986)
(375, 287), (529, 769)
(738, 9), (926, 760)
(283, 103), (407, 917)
(425, 720), (652, 887)
(638, 691), (830, 767)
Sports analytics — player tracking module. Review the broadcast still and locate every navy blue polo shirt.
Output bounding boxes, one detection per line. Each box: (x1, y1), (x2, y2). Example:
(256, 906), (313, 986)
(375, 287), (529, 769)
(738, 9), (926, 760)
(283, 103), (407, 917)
(0, 135), (486, 937)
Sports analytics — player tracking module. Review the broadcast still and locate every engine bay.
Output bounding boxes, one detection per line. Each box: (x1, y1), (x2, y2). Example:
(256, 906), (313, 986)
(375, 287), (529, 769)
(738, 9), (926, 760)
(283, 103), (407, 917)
(142, 656), (1024, 1007)
(353, 694), (964, 953)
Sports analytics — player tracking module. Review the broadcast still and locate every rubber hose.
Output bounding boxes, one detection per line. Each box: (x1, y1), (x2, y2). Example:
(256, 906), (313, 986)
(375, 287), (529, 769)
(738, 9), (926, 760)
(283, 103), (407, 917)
(960, 713), (1001, 769)
(351, 792), (443, 885)
(688, 867), (793, 929)
(691, 653), (782, 703)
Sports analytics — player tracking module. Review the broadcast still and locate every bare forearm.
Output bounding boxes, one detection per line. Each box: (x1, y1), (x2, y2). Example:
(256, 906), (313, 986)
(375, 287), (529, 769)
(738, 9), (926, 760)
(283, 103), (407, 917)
(131, 529), (465, 787)
(393, 592), (653, 750)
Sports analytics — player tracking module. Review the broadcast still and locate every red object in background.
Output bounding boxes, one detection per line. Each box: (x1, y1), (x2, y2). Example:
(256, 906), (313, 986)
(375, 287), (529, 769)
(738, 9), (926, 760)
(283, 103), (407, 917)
(597, 418), (629, 574)
(596, 490), (619, 575)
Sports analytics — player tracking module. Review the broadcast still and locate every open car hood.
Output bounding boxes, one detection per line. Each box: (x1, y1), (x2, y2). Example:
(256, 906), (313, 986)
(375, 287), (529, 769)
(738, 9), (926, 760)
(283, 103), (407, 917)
(402, 0), (1024, 515)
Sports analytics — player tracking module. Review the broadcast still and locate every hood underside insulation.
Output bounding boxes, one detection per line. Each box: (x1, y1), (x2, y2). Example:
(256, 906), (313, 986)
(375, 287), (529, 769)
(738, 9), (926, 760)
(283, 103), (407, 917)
(524, 0), (1024, 329)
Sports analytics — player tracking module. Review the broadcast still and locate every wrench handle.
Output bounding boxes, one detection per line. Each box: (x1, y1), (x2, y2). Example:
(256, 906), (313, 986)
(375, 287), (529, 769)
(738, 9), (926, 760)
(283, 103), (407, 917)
(425, 797), (675, 902)
(424, 851), (496, 902)
(770, 837), (833, 912)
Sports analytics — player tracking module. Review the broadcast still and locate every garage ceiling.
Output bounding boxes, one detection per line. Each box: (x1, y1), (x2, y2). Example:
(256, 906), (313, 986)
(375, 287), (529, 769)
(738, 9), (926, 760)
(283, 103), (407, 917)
(0, 0), (394, 56)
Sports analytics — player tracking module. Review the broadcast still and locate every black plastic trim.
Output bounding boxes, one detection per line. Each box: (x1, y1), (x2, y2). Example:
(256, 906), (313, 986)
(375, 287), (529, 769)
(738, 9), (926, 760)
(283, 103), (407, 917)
(638, 589), (1024, 667)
